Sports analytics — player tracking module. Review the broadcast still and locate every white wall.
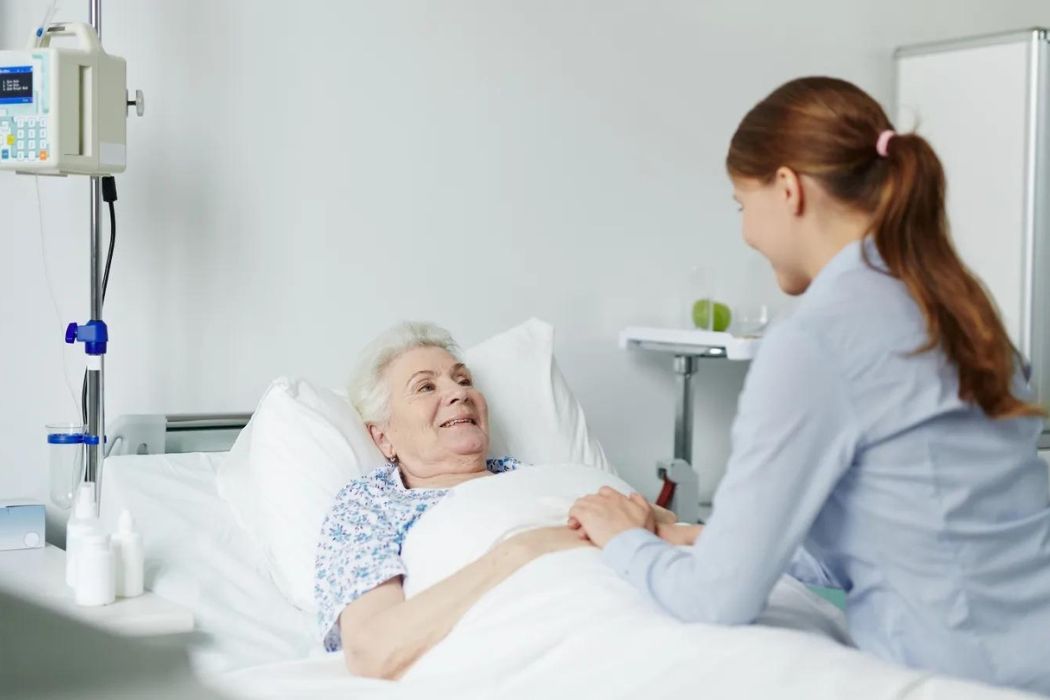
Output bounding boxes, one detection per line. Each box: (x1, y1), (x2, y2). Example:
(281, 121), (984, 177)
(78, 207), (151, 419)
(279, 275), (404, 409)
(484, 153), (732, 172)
(3, 0), (1050, 516)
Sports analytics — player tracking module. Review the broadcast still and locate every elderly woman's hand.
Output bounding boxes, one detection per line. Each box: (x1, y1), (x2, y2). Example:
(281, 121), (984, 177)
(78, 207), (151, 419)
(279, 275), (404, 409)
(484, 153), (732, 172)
(567, 487), (657, 548)
(652, 503), (677, 526)
(504, 525), (597, 561)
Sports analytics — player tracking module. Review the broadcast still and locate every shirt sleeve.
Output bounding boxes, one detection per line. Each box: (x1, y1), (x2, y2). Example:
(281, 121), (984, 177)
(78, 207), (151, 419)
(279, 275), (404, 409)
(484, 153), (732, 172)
(313, 482), (407, 652)
(601, 322), (860, 624)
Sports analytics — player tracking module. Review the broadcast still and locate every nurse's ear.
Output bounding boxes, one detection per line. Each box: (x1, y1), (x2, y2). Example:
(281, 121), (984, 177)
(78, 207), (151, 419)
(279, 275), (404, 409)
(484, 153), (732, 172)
(774, 166), (805, 217)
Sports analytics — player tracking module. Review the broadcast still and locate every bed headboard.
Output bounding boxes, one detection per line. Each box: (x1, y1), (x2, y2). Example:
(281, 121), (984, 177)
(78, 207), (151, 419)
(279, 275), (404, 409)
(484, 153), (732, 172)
(106, 413), (250, 456)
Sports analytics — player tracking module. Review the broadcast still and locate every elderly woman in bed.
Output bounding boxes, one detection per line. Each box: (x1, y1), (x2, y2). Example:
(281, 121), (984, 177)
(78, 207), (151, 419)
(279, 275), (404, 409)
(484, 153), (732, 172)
(314, 322), (619, 680)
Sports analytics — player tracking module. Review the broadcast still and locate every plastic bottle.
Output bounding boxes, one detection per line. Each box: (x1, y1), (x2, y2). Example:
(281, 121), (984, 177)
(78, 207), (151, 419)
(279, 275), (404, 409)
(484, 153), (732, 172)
(112, 509), (144, 598)
(74, 532), (115, 606)
(64, 483), (100, 587)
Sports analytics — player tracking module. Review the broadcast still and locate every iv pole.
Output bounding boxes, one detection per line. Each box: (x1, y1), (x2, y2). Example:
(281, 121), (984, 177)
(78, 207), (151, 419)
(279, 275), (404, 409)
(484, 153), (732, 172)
(84, 0), (105, 512)
(57, 0), (142, 515)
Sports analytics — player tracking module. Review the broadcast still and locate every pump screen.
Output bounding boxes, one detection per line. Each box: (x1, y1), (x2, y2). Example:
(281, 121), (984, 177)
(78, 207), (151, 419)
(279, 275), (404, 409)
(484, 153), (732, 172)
(0, 67), (32, 104)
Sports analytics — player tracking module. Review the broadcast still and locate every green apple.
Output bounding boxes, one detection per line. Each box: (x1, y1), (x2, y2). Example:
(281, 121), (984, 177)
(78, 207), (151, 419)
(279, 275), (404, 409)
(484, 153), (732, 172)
(692, 299), (731, 332)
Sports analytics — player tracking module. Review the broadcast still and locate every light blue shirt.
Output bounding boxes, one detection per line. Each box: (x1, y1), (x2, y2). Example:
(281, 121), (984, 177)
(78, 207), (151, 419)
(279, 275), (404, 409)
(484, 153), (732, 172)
(603, 240), (1050, 694)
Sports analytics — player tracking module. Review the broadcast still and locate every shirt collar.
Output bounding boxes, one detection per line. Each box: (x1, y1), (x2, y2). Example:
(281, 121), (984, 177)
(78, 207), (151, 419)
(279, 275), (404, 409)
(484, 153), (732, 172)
(376, 462), (410, 492)
(383, 460), (497, 493)
(802, 236), (887, 301)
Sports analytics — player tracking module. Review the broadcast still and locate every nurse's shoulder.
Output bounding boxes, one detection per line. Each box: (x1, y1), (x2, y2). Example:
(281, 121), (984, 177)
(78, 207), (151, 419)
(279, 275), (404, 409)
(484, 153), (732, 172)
(791, 248), (928, 364)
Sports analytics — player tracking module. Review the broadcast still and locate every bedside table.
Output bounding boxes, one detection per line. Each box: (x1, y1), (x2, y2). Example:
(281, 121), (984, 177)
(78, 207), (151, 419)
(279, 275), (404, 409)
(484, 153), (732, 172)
(619, 326), (760, 522)
(0, 543), (194, 636)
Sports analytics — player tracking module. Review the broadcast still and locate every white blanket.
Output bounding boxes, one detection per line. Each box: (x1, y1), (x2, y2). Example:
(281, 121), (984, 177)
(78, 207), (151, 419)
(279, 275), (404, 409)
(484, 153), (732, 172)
(215, 465), (1034, 700)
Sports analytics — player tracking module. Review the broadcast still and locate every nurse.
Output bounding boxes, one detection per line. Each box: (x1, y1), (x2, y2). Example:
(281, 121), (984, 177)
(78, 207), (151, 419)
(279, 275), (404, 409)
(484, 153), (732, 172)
(569, 76), (1050, 695)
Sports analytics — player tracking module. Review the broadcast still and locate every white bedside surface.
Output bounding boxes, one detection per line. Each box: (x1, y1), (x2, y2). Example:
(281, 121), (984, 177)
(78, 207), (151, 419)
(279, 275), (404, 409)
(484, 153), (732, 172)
(0, 544), (194, 636)
(619, 326), (760, 361)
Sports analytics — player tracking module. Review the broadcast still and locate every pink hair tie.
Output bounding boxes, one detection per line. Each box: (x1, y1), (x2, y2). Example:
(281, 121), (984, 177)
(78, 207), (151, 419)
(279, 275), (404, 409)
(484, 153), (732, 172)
(876, 130), (896, 157)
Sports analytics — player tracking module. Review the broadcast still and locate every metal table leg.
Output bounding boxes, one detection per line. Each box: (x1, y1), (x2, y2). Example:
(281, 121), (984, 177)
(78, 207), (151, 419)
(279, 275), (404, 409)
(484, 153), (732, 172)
(653, 355), (701, 523)
(673, 355), (697, 461)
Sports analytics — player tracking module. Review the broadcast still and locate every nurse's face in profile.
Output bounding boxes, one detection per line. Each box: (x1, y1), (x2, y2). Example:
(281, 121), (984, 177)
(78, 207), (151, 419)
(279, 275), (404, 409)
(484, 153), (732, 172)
(732, 168), (874, 297)
(732, 170), (813, 296)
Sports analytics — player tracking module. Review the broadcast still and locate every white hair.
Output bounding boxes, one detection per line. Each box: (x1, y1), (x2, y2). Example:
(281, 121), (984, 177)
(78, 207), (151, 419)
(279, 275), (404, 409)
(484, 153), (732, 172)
(349, 321), (461, 424)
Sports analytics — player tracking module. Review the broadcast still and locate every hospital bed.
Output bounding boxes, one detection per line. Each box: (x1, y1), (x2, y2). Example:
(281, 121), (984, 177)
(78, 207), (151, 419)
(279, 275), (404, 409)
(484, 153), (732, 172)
(89, 320), (1038, 699)
(93, 449), (1036, 700)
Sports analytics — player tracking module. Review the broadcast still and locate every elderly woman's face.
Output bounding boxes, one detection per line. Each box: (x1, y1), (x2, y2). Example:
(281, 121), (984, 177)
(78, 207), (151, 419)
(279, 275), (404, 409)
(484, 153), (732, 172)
(370, 346), (490, 477)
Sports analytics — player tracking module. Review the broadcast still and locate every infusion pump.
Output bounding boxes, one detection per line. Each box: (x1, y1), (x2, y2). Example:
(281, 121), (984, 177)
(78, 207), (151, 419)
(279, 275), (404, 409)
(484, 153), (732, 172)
(0, 22), (134, 176)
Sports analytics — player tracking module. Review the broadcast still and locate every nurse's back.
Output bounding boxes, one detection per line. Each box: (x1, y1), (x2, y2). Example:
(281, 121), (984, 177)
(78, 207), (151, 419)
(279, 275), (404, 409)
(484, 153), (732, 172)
(722, 77), (1050, 694)
(794, 246), (1050, 691)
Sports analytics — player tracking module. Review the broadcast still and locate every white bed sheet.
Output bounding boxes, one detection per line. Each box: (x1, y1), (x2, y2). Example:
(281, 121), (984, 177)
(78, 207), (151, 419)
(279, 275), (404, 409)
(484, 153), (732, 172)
(211, 465), (1035, 700)
(99, 452), (319, 674)
(209, 578), (866, 700)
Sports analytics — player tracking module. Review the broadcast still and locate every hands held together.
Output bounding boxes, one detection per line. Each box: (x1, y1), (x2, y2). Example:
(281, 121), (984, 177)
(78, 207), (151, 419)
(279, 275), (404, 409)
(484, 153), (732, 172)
(568, 486), (699, 548)
(504, 487), (701, 563)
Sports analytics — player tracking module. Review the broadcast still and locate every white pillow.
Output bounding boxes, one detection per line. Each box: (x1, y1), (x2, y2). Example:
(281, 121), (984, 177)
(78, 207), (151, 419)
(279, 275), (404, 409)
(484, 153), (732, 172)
(466, 318), (611, 471)
(216, 378), (386, 611)
(216, 318), (612, 612)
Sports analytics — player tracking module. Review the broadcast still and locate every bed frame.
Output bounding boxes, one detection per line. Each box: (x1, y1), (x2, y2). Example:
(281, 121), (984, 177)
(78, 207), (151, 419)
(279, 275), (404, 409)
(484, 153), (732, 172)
(106, 413), (250, 456)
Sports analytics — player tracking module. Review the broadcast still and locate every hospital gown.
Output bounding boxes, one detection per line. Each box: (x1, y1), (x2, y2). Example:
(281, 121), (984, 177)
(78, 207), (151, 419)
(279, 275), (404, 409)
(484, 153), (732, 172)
(603, 239), (1050, 695)
(314, 457), (521, 652)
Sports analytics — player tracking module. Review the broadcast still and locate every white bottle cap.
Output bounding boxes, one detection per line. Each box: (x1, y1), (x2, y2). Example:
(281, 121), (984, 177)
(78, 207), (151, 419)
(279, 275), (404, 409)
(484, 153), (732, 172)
(73, 483), (96, 519)
(118, 509), (134, 534)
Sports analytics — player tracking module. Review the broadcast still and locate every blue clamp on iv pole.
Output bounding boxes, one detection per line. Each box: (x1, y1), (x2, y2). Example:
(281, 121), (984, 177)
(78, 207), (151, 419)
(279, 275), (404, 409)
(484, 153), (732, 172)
(65, 320), (109, 356)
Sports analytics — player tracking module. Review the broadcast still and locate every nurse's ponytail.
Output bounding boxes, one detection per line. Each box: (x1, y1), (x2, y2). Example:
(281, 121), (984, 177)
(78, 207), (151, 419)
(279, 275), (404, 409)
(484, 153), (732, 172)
(726, 76), (1044, 419)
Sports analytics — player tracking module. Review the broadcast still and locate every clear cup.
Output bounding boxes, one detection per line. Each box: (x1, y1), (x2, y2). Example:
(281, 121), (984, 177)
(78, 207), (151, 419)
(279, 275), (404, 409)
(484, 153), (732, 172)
(728, 250), (776, 337)
(730, 303), (770, 337)
(687, 266), (710, 329)
(47, 423), (85, 509)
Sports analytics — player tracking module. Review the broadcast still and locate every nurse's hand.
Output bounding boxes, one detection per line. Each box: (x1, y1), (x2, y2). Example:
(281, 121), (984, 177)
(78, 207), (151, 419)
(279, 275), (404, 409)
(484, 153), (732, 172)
(656, 522), (703, 546)
(567, 487), (656, 548)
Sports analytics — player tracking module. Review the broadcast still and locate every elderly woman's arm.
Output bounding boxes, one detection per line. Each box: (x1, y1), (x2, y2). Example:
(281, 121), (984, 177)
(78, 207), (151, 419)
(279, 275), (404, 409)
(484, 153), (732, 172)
(339, 526), (589, 680)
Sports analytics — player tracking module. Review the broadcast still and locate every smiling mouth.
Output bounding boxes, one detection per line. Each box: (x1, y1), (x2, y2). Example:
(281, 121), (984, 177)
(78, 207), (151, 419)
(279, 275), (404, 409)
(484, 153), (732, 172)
(440, 418), (477, 428)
